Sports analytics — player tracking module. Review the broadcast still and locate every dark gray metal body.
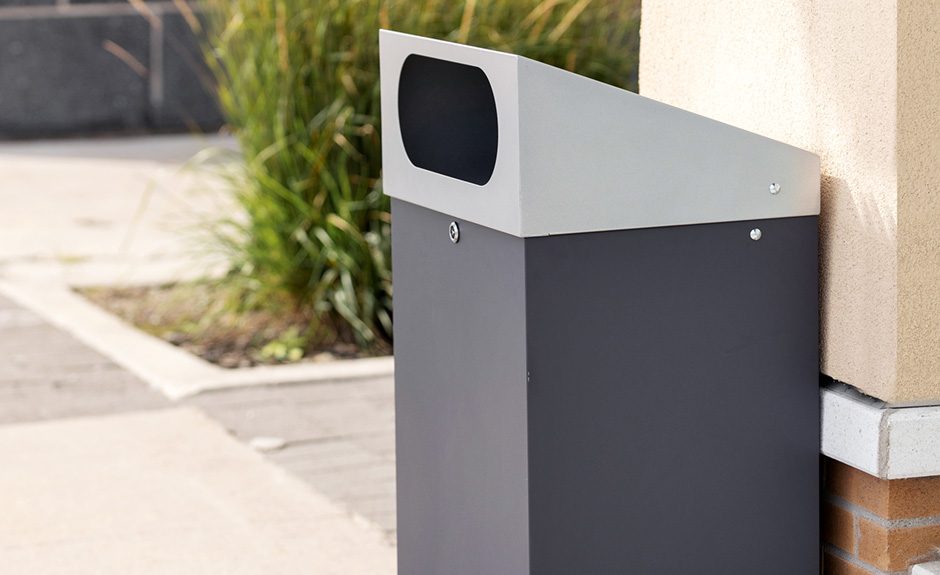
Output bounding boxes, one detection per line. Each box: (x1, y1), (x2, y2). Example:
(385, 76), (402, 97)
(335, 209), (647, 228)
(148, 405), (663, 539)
(392, 198), (819, 575)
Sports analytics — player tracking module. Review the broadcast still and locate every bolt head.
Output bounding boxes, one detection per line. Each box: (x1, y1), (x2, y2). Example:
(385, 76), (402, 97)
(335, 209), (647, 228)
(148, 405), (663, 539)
(449, 221), (460, 243)
(750, 228), (762, 241)
(769, 182), (781, 195)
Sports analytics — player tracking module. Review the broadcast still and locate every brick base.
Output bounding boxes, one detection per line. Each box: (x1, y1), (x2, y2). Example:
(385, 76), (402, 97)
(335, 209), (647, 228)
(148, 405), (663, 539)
(822, 457), (940, 574)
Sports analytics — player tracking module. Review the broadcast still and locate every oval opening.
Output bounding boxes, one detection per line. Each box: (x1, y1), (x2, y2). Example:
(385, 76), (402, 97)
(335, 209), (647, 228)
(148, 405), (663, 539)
(397, 54), (498, 186)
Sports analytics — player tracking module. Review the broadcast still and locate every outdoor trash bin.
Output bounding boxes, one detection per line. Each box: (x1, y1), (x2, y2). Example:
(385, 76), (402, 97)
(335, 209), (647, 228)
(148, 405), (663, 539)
(381, 31), (821, 575)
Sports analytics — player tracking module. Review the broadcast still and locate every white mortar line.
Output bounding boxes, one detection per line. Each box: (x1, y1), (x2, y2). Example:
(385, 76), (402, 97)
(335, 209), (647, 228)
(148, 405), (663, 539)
(855, 513), (860, 556)
(822, 543), (902, 575)
(825, 494), (940, 530)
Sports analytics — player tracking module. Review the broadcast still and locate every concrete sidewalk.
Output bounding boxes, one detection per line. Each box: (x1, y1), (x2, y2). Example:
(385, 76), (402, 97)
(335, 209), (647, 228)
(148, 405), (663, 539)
(0, 134), (236, 288)
(0, 293), (169, 424)
(0, 276), (398, 541)
(0, 135), (399, 571)
(0, 408), (396, 574)
(188, 378), (398, 537)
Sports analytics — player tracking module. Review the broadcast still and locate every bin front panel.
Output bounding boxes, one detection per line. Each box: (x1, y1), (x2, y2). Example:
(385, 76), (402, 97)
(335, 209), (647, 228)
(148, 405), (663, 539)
(392, 198), (531, 575)
(523, 216), (819, 575)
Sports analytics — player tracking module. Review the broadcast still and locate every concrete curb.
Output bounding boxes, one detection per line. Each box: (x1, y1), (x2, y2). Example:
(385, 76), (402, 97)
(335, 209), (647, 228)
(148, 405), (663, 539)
(0, 280), (394, 400)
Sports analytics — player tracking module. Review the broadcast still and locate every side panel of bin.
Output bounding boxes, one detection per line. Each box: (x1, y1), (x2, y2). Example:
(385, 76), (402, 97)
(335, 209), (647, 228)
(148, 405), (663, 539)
(523, 216), (820, 575)
(392, 199), (531, 575)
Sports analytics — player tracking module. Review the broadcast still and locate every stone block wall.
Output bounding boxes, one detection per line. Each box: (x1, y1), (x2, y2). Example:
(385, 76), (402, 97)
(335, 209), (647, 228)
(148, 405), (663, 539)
(0, 1), (222, 138)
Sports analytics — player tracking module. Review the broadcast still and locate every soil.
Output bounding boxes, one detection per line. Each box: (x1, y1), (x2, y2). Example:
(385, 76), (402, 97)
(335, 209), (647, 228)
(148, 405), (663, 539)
(78, 281), (392, 369)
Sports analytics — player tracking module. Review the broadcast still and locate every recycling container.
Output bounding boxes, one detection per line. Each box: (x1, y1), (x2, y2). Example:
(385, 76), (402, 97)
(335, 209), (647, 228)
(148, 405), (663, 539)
(381, 31), (820, 575)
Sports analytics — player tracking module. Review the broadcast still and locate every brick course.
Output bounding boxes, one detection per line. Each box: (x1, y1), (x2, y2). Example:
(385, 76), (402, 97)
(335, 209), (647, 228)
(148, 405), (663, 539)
(828, 458), (940, 519)
(823, 457), (940, 574)
(824, 500), (857, 555)
(824, 551), (876, 575)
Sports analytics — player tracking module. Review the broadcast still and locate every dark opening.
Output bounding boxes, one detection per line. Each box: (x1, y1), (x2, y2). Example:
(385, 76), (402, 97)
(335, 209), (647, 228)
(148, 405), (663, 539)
(397, 54), (498, 186)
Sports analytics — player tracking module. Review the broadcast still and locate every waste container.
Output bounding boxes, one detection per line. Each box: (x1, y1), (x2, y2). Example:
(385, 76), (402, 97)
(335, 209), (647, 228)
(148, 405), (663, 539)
(381, 31), (820, 575)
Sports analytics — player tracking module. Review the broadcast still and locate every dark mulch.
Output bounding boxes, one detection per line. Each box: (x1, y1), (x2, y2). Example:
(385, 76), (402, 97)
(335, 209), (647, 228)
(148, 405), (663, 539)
(78, 281), (391, 368)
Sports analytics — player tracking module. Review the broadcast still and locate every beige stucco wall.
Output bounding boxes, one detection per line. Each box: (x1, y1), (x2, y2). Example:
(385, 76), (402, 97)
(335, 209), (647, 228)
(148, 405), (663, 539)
(897, 1), (940, 403)
(641, 1), (938, 402)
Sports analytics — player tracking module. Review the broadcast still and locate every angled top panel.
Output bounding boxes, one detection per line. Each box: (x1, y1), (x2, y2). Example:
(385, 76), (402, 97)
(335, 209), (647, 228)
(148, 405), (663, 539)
(380, 31), (524, 236)
(380, 31), (820, 237)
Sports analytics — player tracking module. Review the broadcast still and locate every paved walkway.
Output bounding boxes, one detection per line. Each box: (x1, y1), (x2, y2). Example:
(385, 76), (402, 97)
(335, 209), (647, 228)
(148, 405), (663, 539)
(0, 134), (235, 287)
(0, 408), (396, 575)
(0, 294), (169, 423)
(188, 379), (398, 537)
(0, 291), (398, 538)
(0, 135), (399, 570)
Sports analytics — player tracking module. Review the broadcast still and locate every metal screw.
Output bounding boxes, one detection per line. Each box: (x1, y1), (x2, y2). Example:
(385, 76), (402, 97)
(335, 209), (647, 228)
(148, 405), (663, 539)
(769, 182), (781, 195)
(449, 221), (460, 244)
(750, 228), (762, 241)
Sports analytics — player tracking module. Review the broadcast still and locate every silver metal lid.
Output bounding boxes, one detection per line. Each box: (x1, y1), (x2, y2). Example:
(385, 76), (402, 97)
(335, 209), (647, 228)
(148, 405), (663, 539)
(380, 31), (820, 237)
